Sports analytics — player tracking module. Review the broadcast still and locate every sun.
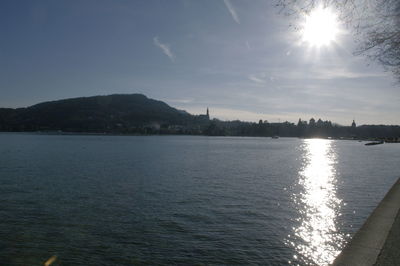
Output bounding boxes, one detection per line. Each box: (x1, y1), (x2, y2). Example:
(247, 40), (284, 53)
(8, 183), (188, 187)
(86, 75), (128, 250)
(301, 6), (339, 47)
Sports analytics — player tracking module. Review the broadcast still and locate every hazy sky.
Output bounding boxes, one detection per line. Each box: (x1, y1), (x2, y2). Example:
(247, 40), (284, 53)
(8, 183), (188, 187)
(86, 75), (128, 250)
(1, 0), (399, 125)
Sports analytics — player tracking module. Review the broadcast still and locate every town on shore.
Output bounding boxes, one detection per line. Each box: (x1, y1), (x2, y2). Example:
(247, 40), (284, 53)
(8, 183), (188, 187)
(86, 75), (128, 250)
(0, 94), (399, 142)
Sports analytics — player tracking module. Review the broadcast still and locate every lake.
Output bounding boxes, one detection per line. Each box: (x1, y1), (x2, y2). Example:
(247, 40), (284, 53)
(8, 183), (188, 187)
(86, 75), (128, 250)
(1, 134), (399, 265)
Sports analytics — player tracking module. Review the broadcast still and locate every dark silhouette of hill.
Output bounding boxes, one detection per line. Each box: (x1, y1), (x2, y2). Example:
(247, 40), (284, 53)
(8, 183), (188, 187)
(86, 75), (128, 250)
(0, 94), (206, 133)
(0, 94), (399, 140)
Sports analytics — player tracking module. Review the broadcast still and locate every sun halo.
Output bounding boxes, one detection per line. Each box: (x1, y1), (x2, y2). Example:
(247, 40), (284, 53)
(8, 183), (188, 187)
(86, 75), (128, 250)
(301, 6), (339, 47)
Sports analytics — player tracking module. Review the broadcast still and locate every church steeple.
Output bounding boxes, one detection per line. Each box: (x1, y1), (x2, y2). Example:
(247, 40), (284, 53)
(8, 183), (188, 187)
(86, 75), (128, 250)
(351, 120), (356, 128)
(206, 107), (209, 118)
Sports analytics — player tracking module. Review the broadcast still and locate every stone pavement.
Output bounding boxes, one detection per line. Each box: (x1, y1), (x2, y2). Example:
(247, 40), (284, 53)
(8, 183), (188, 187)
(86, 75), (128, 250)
(332, 178), (400, 266)
(375, 208), (400, 265)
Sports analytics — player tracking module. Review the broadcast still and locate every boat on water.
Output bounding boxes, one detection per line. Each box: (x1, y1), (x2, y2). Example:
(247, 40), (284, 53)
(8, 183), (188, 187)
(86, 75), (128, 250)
(272, 135), (279, 139)
(365, 141), (384, 146)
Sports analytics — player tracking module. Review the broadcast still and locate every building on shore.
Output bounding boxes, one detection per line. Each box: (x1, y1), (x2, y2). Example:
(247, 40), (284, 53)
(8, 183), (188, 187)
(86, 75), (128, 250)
(198, 108), (210, 121)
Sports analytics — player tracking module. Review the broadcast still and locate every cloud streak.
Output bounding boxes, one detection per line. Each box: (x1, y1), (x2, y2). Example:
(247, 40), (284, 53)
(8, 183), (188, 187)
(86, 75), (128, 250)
(248, 74), (265, 84)
(153, 36), (175, 62)
(248, 72), (274, 84)
(223, 0), (240, 24)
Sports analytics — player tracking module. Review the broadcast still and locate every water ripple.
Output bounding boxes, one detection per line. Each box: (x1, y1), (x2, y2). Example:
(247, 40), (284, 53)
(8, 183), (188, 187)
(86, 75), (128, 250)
(288, 139), (345, 265)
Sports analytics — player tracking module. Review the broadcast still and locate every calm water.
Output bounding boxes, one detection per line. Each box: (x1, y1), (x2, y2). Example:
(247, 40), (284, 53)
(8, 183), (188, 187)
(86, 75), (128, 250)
(1, 134), (399, 265)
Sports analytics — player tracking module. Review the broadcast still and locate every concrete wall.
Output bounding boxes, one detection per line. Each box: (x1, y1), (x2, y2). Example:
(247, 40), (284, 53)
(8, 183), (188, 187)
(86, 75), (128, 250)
(332, 178), (400, 266)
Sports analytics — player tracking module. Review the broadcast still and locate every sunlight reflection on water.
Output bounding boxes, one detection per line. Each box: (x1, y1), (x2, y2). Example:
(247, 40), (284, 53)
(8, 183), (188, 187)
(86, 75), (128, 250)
(289, 139), (345, 265)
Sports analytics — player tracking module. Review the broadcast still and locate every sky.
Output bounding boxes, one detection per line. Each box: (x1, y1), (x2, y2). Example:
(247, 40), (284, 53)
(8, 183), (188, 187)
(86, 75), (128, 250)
(0, 0), (399, 125)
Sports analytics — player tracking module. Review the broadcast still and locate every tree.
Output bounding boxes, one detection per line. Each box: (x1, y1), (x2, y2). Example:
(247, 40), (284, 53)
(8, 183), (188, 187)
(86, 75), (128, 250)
(276, 0), (400, 81)
(309, 118), (316, 127)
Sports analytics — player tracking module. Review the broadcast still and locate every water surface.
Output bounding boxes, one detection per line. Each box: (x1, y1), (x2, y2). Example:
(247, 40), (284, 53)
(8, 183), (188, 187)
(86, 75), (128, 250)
(1, 134), (399, 265)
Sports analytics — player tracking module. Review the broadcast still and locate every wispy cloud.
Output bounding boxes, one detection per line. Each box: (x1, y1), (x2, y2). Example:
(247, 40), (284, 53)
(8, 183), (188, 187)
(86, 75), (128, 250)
(311, 67), (387, 80)
(248, 74), (265, 84)
(163, 98), (193, 104)
(153, 36), (175, 62)
(223, 0), (240, 24)
(245, 41), (251, 50)
(248, 72), (273, 84)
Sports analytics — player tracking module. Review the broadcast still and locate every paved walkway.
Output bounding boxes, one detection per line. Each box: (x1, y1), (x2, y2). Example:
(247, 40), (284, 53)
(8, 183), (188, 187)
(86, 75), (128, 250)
(375, 208), (400, 265)
(332, 178), (400, 266)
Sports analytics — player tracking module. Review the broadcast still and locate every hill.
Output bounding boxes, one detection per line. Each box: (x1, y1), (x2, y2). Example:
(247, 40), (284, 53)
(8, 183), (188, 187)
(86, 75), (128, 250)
(0, 94), (208, 133)
(0, 94), (399, 140)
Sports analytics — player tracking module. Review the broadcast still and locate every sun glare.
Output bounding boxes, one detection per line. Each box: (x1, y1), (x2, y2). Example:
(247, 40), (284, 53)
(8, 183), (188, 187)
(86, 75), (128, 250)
(290, 139), (345, 265)
(302, 6), (339, 47)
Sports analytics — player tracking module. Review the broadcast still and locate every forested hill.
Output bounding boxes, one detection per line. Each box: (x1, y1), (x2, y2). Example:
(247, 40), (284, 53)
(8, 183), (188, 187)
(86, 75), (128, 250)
(0, 94), (399, 139)
(0, 94), (208, 133)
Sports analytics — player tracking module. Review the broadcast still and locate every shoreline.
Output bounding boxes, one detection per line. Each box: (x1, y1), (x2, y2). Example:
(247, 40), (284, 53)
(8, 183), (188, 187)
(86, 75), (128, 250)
(0, 131), (399, 142)
(332, 178), (400, 265)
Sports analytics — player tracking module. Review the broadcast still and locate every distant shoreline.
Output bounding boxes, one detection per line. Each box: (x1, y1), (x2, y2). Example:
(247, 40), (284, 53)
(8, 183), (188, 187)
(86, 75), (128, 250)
(1, 131), (399, 143)
(1, 94), (400, 139)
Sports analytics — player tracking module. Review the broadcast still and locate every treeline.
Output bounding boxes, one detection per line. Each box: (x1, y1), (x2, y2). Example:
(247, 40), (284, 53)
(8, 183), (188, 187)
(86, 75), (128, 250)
(0, 94), (207, 133)
(203, 118), (400, 139)
(0, 94), (399, 139)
